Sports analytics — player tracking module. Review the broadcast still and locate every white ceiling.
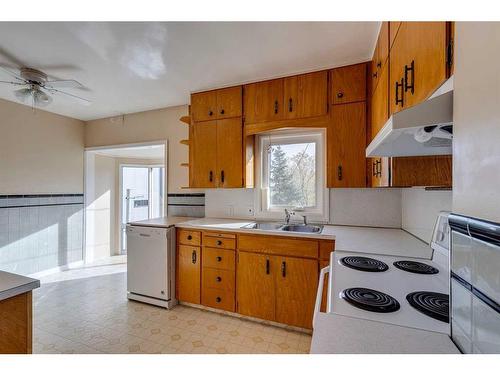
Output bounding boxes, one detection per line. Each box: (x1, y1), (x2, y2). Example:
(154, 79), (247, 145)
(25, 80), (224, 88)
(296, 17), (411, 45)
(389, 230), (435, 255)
(91, 144), (165, 160)
(0, 22), (379, 121)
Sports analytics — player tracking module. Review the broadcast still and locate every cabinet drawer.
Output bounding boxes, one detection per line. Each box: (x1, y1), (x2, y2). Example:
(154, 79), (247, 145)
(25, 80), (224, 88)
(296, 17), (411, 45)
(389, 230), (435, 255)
(202, 248), (235, 270)
(238, 234), (318, 258)
(203, 235), (236, 250)
(177, 229), (201, 246)
(202, 268), (235, 292)
(202, 287), (235, 312)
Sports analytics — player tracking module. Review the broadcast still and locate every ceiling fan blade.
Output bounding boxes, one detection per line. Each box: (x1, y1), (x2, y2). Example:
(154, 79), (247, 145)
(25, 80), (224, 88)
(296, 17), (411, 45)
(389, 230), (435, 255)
(45, 79), (84, 89)
(0, 65), (24, 82)
(46, 87), (91, 106)
(0, 80), (25, 86)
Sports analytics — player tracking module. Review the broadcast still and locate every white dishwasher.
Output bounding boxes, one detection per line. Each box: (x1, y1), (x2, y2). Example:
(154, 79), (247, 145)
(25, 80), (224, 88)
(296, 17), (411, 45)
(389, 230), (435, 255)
(126, 224), (177, 308)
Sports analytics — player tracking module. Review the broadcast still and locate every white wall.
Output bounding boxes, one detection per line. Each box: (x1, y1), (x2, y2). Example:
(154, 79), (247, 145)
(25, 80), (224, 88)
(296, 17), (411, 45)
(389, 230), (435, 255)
(0, 98), (85, 194)
(402, 188), (452, 244)
(205, 188), (403, 228)
(453, 22), (500, 222)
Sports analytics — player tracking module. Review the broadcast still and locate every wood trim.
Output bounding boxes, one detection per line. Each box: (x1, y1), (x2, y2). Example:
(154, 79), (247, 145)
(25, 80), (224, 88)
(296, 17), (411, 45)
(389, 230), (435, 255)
(244, 114), (330, 135)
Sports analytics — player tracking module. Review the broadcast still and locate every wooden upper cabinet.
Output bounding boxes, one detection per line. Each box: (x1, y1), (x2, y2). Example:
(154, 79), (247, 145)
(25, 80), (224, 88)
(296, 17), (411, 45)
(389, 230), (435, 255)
(191, 91), (217, 122)
(216, 86), (242, 119)
(192, 87), (242, 122)
(237, 252), (275, 321)
(283, 71), (328, 119)
(190, 121), (217, 188)
(389, 21), (401, 49)
(371, 62), (389, 141)
(216, 118), (243, 188)
(327, 102), (367, 188)
(244, 79), (283, 123)
(371, 22), (389, 93)
(331, 63), (367, 105)
(390, 22), (447, 114)
(177, 245), (201, 304)
(274, 256), (318, 329)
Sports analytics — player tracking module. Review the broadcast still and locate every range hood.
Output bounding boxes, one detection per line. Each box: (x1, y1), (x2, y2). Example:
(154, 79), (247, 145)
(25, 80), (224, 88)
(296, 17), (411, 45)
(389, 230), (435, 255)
(366, 78), (453, 157)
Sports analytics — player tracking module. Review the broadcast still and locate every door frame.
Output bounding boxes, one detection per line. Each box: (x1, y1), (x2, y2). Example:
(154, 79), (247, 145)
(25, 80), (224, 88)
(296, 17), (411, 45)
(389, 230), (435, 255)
(118, 163), (165, 254)
(83, 140), (168, 262)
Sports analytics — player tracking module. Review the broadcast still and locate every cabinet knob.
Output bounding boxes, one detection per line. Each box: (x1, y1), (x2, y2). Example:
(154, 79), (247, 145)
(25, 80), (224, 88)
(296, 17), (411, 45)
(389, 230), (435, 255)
(216, 297), (222, 303)
(220, 109), (225, 115)
(337, 92), (344, 98)
(187, 235), (192, 240)
(216, 276), (222, 282)
(208, 110), (213, 116)
(217, 240), (222, 246)
(216, 256), (222, 262)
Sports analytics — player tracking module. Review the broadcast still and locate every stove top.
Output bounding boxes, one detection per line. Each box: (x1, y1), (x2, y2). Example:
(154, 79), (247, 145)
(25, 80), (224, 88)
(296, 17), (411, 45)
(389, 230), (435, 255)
(328, 250), (450, 334)
(393, 260), (439, 275)
(406, 291), (449, 323)
(341, 287), (400, 313)
(340, 256), (389, 272)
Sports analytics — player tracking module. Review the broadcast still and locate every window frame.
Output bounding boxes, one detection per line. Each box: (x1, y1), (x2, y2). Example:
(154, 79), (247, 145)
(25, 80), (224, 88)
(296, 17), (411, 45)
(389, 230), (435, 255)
(254, 128), (329, 223)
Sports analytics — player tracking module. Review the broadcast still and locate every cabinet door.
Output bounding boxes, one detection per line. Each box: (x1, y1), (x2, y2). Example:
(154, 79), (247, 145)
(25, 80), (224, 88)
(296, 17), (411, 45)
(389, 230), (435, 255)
(331, 64), (367, 105)
(243, 79), (283, 123)
(190, 121), (217, 188)
(370, 62), (389, 141)
(389, 21), (401, 49)
(275, 256), (318, 329)
(284, 71), (328, 119)
(236, 252), (275, 321)
(391, 155), (452, 187)
(177, 245), (201, 304)
(191, 91), (217, 122)
(390, 22), (447, 114)
(327, 102), (367, 187)
(216, 86), (242, 119)
(371, 22), (389, 92)
(216, 118), (243, 188)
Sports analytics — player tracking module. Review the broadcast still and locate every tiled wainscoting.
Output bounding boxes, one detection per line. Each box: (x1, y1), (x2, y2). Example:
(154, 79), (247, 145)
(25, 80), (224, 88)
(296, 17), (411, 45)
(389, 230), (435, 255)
(0, 194), (84, 275)
(167, 193), (205, 217)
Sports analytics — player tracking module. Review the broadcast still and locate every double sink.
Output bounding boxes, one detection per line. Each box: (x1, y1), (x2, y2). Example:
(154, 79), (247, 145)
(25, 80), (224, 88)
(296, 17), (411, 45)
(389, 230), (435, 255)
(243, 222), (324, 234)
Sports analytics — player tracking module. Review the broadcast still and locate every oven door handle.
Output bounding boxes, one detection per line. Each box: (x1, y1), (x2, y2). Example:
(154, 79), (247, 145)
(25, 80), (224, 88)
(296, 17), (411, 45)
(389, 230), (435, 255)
(313, 266), (330, 329)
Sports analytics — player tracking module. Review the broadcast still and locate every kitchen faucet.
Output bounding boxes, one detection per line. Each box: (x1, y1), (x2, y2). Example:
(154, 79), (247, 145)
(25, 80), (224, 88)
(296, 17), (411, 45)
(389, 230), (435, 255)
(284, 209), (307, 225)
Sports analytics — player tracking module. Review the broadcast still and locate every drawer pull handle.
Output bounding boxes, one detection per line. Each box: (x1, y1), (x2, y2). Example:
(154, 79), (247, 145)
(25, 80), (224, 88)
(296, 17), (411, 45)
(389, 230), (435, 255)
(220, 109), (225, 115)
(266, 259), (270, 275)
(216, 256), (222, 262)
(404, 60), (415, 94)
(187, 235), (192, 240)
(191, 250), (197, 264)
(337, 92), (344, 98)
(281, 261), (286, 277)
(216, 240), (222, 246)
(216, 297), (221, 303)
(216, 276), (222, 282)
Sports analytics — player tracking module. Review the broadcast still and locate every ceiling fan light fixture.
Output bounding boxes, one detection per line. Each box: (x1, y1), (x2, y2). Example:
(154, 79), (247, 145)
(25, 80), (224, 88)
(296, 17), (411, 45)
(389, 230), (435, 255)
(33, 88), (52, 107)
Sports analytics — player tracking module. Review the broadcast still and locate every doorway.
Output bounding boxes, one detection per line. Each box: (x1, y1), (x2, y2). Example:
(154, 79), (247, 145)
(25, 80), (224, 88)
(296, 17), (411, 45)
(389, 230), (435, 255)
(120, 165), (165, 254)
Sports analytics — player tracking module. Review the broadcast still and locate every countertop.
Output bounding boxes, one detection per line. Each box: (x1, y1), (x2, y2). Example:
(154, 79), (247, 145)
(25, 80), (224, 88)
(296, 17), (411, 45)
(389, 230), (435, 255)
(311, 312), (459, 354)
(0, 271), (40, 301)
(129, 216), (432, 258)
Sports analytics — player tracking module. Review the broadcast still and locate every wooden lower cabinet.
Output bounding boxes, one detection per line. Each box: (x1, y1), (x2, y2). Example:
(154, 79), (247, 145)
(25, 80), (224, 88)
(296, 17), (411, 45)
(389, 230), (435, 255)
(237, 252), (275, 321)
(177, 244), (201, 304)
(0, 292), (32, 354)
(274, 256), (318, 328)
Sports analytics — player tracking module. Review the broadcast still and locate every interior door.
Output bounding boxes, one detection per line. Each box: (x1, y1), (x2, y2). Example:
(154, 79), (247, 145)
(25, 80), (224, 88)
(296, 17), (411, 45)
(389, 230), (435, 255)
(216, 118), (243, 188)
(190, 121), (217, 188)
(275, 256), (318, 329)
(236, 252), (275, 321)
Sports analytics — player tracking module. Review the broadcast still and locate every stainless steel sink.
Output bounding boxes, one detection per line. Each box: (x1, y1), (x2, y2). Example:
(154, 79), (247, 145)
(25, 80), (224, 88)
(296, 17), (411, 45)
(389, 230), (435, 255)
(280, 224), (323, 233)
(243, 222), (284, 231)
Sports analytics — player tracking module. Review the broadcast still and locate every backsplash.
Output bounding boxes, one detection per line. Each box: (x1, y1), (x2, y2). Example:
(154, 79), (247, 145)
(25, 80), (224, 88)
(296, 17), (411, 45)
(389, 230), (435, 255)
(205, 188), (402, 228)
(0, 194), (84, 276)
(402, 188), (452, 243)
(167, 193), (205, 217)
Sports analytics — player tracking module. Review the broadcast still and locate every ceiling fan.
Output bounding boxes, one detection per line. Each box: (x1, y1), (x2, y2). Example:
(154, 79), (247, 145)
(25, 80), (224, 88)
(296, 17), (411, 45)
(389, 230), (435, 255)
(0, 66), (91, 108)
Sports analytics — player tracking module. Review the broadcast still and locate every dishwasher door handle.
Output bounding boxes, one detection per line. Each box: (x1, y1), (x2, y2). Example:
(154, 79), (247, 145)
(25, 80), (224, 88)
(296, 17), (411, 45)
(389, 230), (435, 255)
(313, 266), (330, 329)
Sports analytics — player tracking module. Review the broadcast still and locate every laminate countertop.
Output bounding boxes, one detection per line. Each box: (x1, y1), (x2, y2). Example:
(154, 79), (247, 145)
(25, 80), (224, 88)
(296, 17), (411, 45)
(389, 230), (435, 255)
(0, 271), (40, 301)
(311, 312), (459, 354)
(128, 217), (432, 259)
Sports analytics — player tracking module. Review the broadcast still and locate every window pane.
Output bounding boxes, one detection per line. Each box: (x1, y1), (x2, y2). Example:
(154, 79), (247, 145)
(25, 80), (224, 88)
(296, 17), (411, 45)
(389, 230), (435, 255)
(268, 142), (316, 208)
